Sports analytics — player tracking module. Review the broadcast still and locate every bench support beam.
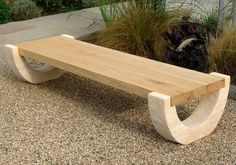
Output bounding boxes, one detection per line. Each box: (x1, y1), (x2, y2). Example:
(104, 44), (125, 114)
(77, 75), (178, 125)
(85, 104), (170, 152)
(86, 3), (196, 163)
(148, 73), (230, 144)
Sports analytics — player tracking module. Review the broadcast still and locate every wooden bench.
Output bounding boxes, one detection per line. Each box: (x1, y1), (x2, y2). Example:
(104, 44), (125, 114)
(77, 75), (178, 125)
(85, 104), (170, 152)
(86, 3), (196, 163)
(4, 35), (230, 144)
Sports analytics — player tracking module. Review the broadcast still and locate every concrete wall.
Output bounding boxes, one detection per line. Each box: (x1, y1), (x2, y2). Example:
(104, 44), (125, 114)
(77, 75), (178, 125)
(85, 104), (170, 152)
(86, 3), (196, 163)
(165, 0), (218, 15)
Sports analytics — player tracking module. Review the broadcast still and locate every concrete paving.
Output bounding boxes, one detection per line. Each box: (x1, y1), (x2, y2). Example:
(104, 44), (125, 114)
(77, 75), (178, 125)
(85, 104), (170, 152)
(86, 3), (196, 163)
(0, 7), (105, 58)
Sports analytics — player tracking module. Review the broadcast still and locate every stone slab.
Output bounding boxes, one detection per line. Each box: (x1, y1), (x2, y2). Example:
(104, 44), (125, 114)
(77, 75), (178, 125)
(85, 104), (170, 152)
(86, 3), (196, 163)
(0, 7), (105, 60)
(4, 27), (63, 43)
(0, 23), (36, 35)
(0, 35), (12, 44)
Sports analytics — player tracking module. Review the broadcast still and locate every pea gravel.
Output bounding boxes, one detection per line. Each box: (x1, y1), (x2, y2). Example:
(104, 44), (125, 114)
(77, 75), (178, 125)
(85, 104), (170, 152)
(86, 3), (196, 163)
(0, 58), (235, 165)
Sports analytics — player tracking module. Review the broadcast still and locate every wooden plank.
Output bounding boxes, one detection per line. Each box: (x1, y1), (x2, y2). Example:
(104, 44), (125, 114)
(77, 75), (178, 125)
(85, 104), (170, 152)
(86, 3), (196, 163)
(16, 36), (225, 106)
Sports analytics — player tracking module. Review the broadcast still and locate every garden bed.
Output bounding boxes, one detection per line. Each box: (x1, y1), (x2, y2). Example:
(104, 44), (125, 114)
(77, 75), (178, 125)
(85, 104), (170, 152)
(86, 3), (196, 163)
(0, 0), (97, 24)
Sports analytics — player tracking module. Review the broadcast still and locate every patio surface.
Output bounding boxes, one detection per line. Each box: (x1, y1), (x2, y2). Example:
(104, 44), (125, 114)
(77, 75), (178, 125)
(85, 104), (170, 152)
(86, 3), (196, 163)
(0, 7), (104, 58)
(0, 7), (235, 165)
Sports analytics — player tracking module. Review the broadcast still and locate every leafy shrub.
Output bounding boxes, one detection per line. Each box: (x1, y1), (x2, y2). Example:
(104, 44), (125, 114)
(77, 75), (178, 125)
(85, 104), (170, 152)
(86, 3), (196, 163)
(10, 0), (42, 21)
(4, 0), (12, 5)
(96, 5), (170, 60)
(162, 17), (210, 72)
(95, 0), (166, 25)
(33, 0), (63, 13)
(203, 13), (218, 31)
(34, 0), (84, 13)
(200, 11), (218, 35)
(208, 27), (236, 83)
(0, 0), (10, 24)
(133, 0), (166, 11)
(63, 0), (82, 9)
(82, 0), (96, 8)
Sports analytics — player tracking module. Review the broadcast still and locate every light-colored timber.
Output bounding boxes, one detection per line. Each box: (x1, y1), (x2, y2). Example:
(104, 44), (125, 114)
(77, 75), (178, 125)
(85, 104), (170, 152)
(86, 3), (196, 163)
(4, 34), (230, 144)
(4, 45), (65, 84)
(8, 35), (224, 106)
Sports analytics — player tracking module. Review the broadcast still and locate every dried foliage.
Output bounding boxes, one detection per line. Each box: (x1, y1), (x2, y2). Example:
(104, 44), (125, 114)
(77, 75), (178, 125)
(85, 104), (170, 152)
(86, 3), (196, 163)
(208, 27), (236, 83)
(96, 5), (171, 60)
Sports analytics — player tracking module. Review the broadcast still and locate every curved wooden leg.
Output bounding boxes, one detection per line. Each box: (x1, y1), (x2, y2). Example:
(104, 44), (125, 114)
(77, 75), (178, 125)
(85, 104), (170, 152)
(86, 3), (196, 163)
(4, 45), (65, 84)
(148, 73), (230, 144)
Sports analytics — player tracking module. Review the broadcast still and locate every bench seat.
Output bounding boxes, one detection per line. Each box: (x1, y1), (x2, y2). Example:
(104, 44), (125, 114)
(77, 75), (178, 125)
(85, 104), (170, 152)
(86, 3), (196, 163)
(15, 36), (224, 106)
(4, 35), (230, 144)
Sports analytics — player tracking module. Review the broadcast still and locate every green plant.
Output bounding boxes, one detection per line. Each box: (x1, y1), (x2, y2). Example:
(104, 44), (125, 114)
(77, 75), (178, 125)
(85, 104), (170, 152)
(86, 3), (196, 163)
(33, 0), (63, 13)
(96, 6), (170, 60)
(10, 0), (42, 21)
(201, 11), (218, 32)
(62, 0), (82, 9)
(82, 0), (96, 8)
(95, 0), (121, 25)
(0, 0), (10, 24)
(208, 27), (236, 83)
(94, 0), (166, 25)
(133, 0), (166, 11)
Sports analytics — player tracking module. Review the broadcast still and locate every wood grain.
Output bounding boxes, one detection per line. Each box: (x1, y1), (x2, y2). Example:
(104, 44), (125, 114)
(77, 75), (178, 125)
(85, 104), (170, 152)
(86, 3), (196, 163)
(16, 36), (225, 106)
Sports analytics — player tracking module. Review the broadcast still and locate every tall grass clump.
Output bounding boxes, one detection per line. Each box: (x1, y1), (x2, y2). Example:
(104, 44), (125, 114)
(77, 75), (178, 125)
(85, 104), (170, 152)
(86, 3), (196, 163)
(94, 0), (121, 25)
(94, 0), (166, 25)
(201, 11), (218, 33)
(133, 0), (166, 11)
(96, 4), (171, 60)
(208, 27), (236, 83)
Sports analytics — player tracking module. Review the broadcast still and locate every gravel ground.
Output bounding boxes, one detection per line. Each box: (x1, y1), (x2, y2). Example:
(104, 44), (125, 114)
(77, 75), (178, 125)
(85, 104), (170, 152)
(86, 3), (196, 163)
(0, 58), (235, 164)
